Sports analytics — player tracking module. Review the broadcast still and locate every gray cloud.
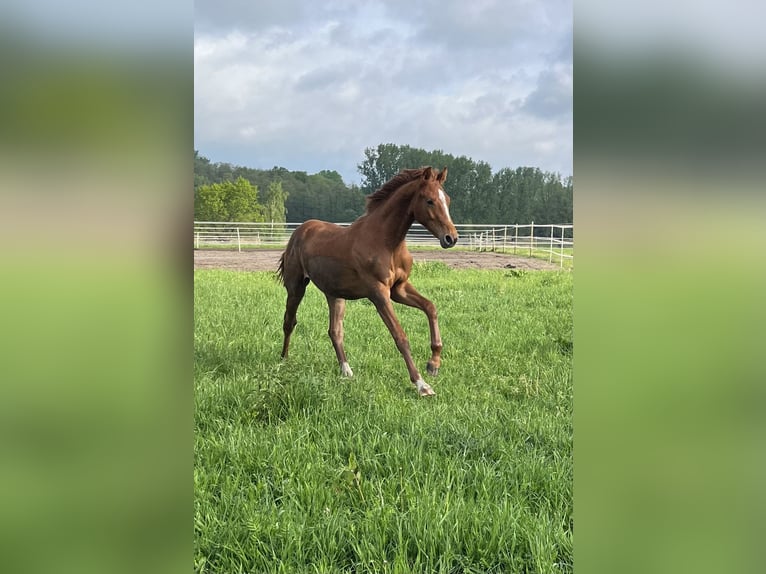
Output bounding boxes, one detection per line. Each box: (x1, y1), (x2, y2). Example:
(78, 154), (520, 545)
(522, 65), (573, 119)
(194, 0), (572, 183)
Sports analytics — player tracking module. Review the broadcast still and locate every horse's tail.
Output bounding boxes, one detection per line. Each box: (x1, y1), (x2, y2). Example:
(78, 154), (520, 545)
(276, 251), (286, 284)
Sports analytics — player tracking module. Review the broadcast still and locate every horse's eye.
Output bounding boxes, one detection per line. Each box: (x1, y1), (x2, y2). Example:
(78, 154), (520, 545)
(426, 199), (434, 206)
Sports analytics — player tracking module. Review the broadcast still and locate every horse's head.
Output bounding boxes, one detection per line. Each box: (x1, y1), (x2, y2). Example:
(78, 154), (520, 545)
(412, 167), (459, 249)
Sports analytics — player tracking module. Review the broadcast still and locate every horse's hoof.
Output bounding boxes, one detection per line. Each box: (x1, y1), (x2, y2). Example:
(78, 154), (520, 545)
(426, 363), (439, 376)
(416, 379), (436, 397)
(340, 362), (354, 377)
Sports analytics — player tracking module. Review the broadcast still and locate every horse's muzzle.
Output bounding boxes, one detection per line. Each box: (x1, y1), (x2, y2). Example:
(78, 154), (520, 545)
(440, 234), (458, 249)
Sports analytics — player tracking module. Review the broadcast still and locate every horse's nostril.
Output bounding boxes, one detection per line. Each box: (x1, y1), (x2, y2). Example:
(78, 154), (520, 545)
(445, 235), (453, 246)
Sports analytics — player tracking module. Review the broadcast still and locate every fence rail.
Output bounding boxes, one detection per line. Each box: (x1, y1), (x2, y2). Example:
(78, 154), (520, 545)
(194, 221), (573, 267)
(465, 223), (574, 268)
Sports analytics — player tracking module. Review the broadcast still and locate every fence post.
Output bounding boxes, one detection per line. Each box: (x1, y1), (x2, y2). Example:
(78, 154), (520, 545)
(236, 227), (241, 253)
(530, 222), (534, 257)
(560, 225), (565, 268)
(503, 226), (507, 253)
(514, 225), (518, 255)
(195, 231), (199, 250)
(549, 225), (554, 263)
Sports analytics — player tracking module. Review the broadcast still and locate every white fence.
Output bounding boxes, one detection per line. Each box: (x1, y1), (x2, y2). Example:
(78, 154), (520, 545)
(465, 223), (574, 268)
(194, 221), (573, 267)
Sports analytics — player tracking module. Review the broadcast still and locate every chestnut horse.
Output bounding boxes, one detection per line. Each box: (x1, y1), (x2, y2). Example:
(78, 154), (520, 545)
(277, 166), (458, 396)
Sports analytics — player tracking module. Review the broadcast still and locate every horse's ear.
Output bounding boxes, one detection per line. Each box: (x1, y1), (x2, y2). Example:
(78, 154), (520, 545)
(422, 166), (434, 180)
(437, 167), (448, 183)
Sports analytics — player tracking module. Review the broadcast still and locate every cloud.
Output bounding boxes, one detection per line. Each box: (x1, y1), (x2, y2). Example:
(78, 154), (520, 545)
(194, 0), (572, 182)
(522, 63), (573, 119)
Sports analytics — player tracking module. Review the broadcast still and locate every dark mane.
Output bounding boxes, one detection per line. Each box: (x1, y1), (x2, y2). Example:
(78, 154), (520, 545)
(365, 168), (427, 213)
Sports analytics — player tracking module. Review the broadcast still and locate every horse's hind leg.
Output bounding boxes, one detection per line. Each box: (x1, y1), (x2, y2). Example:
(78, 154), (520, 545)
(326, 295), (353, 377)
(281, 271), (308, 360)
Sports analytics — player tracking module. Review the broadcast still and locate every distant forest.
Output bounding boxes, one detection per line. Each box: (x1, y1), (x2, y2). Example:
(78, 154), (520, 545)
(194, 143), (572, 225)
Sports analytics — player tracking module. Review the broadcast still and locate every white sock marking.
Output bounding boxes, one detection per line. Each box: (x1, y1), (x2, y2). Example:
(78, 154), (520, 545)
(415, 377), (434, 395)
(341, 362), (354, 377)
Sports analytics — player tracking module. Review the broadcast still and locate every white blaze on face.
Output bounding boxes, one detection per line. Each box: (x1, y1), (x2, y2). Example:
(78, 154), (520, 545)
(438, 188), (453, 224)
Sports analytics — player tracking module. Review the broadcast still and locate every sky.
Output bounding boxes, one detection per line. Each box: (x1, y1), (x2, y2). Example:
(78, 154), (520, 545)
(194, 0), (572, 184)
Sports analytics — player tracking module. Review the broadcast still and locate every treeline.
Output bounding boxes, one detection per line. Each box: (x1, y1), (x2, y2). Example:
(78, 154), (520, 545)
(195, 152), (364, 223)
(194, 144), (572, 224)
(358, 144), (572, 225)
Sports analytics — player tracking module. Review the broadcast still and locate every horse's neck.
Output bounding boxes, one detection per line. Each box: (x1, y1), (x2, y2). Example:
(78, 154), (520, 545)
(366, 187), (415, 248)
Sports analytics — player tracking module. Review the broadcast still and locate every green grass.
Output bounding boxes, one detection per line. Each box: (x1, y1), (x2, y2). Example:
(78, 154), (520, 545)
(194, 264), (573, 573)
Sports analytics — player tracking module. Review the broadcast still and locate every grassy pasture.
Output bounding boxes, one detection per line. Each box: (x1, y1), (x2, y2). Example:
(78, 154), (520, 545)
(194, 264), (572, 573)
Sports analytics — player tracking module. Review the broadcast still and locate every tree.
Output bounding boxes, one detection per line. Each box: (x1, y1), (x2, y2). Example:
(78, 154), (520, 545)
(264, 180), (288, 223)
(357, 143), (405, 196)
(194, 181), (227, 221)
(194, 177), (265, 222)
(194, 150), (213, 189)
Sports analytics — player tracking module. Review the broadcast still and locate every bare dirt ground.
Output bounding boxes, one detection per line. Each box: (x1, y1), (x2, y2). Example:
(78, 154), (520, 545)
(194, 249), (559, 271)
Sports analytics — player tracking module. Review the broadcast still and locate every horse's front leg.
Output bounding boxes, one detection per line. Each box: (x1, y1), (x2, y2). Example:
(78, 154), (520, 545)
(391, 281), (443, 376)
(370, 287), (435, 397)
